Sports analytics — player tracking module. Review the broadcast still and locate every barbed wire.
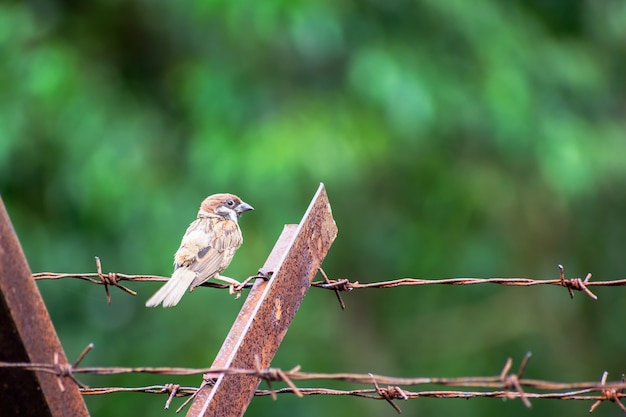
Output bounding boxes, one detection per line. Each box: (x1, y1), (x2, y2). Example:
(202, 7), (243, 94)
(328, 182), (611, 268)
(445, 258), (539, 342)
(28, 258), (626, 412)
(1, 351), (625, 413)
(33, 258), (624, 305)
(77, 383), (626, 414)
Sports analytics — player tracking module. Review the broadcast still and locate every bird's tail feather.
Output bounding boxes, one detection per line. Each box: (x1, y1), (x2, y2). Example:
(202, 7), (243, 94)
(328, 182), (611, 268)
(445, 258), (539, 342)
(145, 269), (196, 307)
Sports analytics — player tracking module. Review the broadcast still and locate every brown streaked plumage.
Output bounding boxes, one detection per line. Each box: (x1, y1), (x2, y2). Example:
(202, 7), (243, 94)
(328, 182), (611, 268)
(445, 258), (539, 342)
(145, 193), (253, 308)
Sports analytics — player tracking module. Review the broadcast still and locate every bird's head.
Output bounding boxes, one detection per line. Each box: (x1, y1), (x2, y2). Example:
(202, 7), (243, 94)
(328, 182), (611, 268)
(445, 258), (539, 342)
(199, 193), (254, 223)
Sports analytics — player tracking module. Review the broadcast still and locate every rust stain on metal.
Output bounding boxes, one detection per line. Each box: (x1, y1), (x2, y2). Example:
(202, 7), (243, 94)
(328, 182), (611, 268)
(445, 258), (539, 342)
(274, 298), (282, 322)
(0, 198), (90, 416)
(188, 183), (337, 417)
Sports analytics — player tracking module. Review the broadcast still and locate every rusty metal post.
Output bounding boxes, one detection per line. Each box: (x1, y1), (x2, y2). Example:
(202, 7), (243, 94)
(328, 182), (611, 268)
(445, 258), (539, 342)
(0, 198), (90, 417)
(187, 183), (337, 417)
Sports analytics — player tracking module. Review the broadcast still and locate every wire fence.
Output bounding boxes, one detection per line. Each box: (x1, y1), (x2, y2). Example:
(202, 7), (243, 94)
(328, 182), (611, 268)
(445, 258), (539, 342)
(25, 258), (626, 413)
(33, 258), (623, 307)
(2, 349), (625, 413)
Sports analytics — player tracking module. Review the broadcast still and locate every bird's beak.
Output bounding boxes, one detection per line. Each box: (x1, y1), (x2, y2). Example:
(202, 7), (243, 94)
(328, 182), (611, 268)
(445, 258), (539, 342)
(236, 201), (254, 214)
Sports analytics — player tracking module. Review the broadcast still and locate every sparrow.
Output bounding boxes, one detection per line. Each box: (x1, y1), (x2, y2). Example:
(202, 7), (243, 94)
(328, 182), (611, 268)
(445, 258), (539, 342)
(145, 193), (253, 308)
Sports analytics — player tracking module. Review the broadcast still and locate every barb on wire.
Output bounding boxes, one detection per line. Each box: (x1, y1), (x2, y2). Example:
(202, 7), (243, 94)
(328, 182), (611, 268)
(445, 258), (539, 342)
(164, 383), (180, 410)
(369, 372), (405, 413)
(34, 261), (623, 304)
(3, 353), (626, 413)
(253, 354), (303, 399)
(318, 267), (345, 310)
(94, 257), (137, 303)
(589, 372), (626, 413)
(558, 264), (597, 300)
(499, 352), (531, 408)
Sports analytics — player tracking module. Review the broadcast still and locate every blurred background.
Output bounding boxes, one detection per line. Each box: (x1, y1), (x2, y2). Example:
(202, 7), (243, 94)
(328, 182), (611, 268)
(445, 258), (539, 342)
(1, 0), (626, 415)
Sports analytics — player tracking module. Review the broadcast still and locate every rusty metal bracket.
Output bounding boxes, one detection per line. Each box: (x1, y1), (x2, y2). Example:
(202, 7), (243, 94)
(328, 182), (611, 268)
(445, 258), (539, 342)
(0, 199), (90, 416)
(186, 183), (337, 417)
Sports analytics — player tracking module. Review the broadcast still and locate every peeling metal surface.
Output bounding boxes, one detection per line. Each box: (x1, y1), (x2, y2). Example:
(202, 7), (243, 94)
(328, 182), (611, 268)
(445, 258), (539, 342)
(0, 198), (90, 417)
(188, 183), (337, 417)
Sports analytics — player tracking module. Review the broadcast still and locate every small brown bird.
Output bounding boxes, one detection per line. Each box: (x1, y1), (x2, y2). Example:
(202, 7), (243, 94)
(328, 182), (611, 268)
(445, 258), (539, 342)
(145, 193), (253, 308)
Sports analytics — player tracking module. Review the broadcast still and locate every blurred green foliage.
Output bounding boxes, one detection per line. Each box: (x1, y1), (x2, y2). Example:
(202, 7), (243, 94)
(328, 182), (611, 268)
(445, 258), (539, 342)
(1, 0), (626, 415)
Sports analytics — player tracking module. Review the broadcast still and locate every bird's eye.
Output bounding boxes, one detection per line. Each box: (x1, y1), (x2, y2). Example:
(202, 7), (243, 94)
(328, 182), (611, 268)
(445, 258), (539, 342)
(225, 199), (235, 207)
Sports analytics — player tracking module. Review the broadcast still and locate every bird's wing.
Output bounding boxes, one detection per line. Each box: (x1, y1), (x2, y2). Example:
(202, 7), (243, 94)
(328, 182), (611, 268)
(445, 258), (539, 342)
(174, 217), (243, 290)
